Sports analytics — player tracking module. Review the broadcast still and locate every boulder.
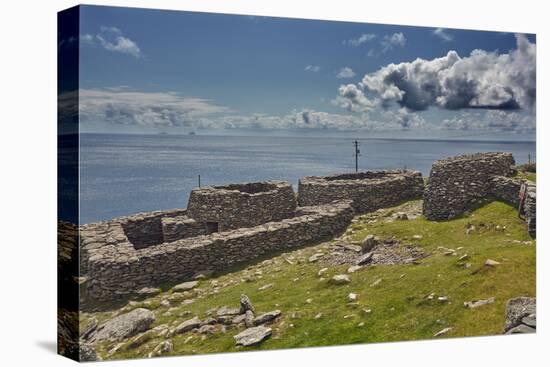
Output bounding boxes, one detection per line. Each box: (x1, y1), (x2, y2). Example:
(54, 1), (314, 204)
(89, 308), (155, 343)
(254, 310), (282, 325)
(234, 326), (272, 346)
(80, 317), (98, 341)
(174, 316), (201, 334)
(504, 297), (536, 332)
(239, 294), (255, 314)
(173, 281), (199, 292)
(244, 310), (255, 328)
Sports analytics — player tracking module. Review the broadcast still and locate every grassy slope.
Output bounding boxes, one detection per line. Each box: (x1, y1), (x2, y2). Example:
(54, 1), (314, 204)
(86, 200), (535, 360)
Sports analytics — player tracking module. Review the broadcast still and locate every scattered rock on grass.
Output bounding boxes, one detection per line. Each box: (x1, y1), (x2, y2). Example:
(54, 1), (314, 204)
(173, 281), (198, 292)
(254, 310), (282, 325)
(434, 327), (453, 337)
(234, 326), (272, 346)
(240, 294), (255, 314)
(148, 340), (173, 358)
(331, 274), (351, 285)
(174, 316), (201, 334)
(464, 297), (495, 309)
(89, 308), (155, 343)
(485, 259), (501, 267)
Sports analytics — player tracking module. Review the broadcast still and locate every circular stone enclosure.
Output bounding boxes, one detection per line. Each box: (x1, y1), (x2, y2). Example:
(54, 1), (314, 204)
(298, 170), (424, 213)
(186, 180), (297, 231)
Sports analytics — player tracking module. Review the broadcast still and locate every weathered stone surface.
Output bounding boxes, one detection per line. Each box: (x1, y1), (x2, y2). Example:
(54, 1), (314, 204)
(89, 308), (155, 343)
(173, 281), (198, 292)
(485, 259), (501, 267)
(423, 152), (515, 220)
(464, 297), (495, 309)
(298, 170), (424, 214)
(522, 314), (536, 328)
(216, 306), (241, 317)
(83, 199), (354, 301)
(239, 294), (255, 314)
(505, 324), (535, 334)
(355, 252), (373, 266)
(187, 181), (297, 232)
(148, 340), (173, 358)
(79, 344), (100, 361)
(174, 316), (201, 334)
(135, 287), (161, 297)
(254, 310), (282, 325)
(362, 235), (378, 253)
(504, 297), (536, 332)
(331, 274), (351, 285)
(81, 317), (98, 341)
(234, 326), (272, 346)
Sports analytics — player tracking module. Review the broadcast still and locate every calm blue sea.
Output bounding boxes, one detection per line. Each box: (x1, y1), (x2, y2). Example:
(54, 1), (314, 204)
(79, 133), (536, 224)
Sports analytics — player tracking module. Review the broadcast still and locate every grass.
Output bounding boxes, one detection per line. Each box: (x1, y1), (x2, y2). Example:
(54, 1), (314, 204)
(83, 200), (535, 360)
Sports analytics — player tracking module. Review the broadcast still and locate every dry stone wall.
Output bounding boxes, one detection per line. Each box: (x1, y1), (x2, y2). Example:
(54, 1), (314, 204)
(84, 200), (354, 300)
(423, 152), (516, 220)
(298, 170), (424, 214)
(186, 181), (296, 231)
(524, 185), (536, 237)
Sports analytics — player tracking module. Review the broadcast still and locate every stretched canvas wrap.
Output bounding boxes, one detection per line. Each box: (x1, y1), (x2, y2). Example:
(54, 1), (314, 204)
(58, 4), (537, 362)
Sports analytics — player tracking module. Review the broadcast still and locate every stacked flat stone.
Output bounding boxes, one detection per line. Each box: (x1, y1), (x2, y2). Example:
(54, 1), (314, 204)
(297, 170), (424, 213)
(84, 200), (354, 300)
(524, 184), (536, 237)
(423, 152), (516, 220)
(186, 181), (296, 231)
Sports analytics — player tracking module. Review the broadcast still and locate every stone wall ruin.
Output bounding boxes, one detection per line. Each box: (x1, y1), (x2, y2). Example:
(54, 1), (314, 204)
(298, 170), (424, 213)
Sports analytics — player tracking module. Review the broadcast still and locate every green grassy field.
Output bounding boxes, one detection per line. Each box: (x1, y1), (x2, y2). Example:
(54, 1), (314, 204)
(83, 199), (535, 360)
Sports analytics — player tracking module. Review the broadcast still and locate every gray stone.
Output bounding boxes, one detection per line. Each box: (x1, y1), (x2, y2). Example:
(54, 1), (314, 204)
(254, 310), (282, 325)
(361, 235), (378, 253)
(505, 324), (536, 334)
(81, 317), (98, 341)
(522, 314), (536, 328)
(173, 281), (199, 292)
(234, 326), (272, 346)
(174, 316), (201, 334)
(464, 297), (495, 309)
(504, 297), (536, 332)
(355, 252), (373, 266)
(135, 287), (161, 297)
(217, 306), (241, 317)
(331, 274), (351, 285)
(79, 344), (100, 361)
(244, 310), (255, 328)
(148, 340), (173, 357)
(89, 308), (155, 343)
(240, 294), (255, 314)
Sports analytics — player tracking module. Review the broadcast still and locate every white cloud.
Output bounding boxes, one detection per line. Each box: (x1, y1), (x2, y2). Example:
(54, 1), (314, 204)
(305, 65), (321, 72)
(433, 28), (453, 42)
(339, 34), (535, 113)
(344, 33), (376, 47)
(336, 67), (356, 79)
(79, 26), (142, 58)
(332, 84), (374, 112)
(380, 32), (406, 53)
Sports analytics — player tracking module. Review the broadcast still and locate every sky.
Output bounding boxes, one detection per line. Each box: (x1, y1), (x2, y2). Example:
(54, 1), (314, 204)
(60, 5), (536, 140)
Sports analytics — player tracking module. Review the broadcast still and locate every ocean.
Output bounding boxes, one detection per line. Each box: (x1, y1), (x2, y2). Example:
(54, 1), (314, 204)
(78, 133), (535, 224)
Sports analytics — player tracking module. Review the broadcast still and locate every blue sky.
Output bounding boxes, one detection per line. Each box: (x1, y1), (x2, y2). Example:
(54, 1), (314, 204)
(67, 5), (536, 139)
